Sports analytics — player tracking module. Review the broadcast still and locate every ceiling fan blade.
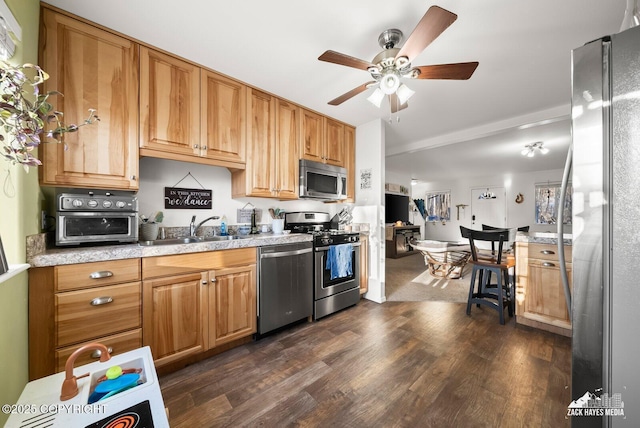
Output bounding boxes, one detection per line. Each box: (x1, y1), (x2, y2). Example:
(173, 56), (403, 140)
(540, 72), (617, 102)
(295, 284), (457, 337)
(395, 6), (457, 63)
(318, 50), (374, 71)
(413, 62), (479, 80)
(389, 93), (408, 113)
(328, 81), (377, 106)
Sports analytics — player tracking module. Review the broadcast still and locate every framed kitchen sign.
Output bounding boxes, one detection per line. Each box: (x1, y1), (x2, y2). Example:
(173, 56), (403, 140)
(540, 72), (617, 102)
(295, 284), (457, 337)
(535, 182), (572, 224)
(164, 187), (212, 209)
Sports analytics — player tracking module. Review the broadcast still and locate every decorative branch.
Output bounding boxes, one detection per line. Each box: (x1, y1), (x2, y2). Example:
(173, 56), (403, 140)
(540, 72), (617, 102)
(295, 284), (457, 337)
(0, 62), (99, 171)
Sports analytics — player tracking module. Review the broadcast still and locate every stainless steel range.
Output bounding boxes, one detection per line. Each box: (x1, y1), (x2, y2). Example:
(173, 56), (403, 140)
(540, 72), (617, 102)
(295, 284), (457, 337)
(285, 212), (360, 320)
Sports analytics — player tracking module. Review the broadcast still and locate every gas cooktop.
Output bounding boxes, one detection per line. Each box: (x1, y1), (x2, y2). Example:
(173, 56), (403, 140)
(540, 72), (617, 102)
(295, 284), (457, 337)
(284, 211), (359, 245)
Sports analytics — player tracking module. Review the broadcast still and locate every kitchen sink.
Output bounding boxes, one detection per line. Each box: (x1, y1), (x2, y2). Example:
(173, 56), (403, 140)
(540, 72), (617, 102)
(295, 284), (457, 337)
(201, 235), (250, 241)
(138, 235), (249, 246)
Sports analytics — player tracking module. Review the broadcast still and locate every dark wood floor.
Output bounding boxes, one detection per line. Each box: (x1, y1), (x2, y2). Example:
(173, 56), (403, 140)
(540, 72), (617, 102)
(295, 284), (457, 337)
(160, 300), (571, 427)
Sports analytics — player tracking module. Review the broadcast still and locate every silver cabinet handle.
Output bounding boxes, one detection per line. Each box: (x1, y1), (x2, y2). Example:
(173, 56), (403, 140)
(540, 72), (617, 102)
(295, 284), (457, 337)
(542, 262), (556, 267)
(541, 250), (555, 255)
(89, 271), (113, 279)
(202, 280), (208, 285)
(130, 175), (137, 181)
(202, 146), (207, 150)
(90, 296), (113, 306)
(91, 347), (113, 358)
(193, 144), (199, 149)
(210, 278), (217, 283)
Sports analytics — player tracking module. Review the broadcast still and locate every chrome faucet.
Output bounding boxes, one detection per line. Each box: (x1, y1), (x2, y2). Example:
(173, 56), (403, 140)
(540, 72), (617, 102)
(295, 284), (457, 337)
(190, 215), (220, 236)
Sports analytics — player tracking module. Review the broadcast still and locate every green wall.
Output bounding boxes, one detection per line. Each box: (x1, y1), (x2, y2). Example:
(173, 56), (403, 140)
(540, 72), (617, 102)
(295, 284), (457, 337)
(0, 0), (41, 425)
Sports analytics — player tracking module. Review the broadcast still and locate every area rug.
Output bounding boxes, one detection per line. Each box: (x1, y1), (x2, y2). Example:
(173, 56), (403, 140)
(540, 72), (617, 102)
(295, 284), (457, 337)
(385, 253), (471, 303)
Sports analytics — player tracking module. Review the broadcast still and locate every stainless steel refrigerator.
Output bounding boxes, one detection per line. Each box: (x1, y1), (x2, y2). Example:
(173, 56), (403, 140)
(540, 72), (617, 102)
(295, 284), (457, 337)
(560, 23), (640, 427)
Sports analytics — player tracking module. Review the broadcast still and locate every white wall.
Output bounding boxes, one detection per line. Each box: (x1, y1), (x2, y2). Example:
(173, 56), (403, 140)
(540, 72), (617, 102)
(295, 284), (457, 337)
(411, 168), (571, 243)
(137, 157), (340, 229)
(351, 119), (385, 304)
(386, 169), (412, 193)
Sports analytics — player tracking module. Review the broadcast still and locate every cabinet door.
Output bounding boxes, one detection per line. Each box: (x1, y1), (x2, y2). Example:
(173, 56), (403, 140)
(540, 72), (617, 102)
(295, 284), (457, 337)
(245, 89), (276, 197)
(344, 125), (356, 202)
(140, 47), (200, 157)
(208, 265), (256, 348)
(201, 70), (246, 165)
(525, 259), (572, 328)
(324, 118), (345, 167)
(275, 99), (299, 200)
(39, 9), (139, 190)
(143, 272), (205, 366)
(300, 109), (324, 163)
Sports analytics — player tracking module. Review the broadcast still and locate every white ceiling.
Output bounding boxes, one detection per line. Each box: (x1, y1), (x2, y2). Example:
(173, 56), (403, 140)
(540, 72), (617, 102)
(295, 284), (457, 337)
(43, 0), (626, 182)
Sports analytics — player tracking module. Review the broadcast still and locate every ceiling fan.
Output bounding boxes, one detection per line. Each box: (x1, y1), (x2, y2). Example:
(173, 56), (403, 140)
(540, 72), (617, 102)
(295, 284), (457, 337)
(318, 5), (479, 113)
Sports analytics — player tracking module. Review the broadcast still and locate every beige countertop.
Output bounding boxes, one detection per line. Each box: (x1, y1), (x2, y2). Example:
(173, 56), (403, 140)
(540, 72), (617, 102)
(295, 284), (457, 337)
(28, 233), (313, 267)
(515, 231), (572, 246)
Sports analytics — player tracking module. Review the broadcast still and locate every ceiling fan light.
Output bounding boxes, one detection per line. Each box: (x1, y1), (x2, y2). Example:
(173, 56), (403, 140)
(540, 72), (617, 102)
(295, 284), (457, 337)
(367, 87), (385, 108)
(396, 83), (415, 105)
(380, 72), (400, 95)
(527, 150), (535, 158)
(539, 146), (549, 154)
(521, 148), (530, 156)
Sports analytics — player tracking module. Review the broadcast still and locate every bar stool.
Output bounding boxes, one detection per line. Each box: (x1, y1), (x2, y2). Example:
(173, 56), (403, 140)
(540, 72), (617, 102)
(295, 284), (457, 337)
(460, 226), (515, 325)
(479, 224), (527, 286)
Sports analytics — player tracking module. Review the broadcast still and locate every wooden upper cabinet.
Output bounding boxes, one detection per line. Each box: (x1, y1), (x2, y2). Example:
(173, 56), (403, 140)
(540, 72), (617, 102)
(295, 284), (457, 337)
(300, 109), (324, 163)
(39, 8), (139, 190)
(139, 47), (200, 157)
(344, 125), (356, 202)
(243, 88), (276, 198)
(232, 93), (299, 199)
(324, 118), (345, 167)
(274, 99), (300, 200)
(300, 109), (346, 168)
(200, 70), (246, 164)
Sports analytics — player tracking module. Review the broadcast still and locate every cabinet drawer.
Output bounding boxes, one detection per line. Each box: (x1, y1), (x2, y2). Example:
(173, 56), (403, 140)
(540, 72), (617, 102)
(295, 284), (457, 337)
(56, 259), (141, 291)
(56, 282), (141, 347)
(55, 328), (142, 372)
(142, 248), (256, 279)
(528, 243), (571, 262)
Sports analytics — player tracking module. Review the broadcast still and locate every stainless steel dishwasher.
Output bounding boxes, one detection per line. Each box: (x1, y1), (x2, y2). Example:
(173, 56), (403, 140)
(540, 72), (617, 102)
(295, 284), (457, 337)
(257, 241), (313, 336)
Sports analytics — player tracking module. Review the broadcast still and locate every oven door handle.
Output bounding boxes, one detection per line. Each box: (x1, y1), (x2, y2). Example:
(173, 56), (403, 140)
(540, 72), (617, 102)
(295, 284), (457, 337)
(315, 242), (361, 252)
(260, 248), (313, 259)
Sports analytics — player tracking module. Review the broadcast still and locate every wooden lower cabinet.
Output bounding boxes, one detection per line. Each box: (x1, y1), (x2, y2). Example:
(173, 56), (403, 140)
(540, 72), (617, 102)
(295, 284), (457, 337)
(515, 242), (572, 336)
(142, 248), (257, 367)
(207, 265), (256, 348)
(28, 260), (143, 380)
(29, 249), (257, 378)
(142, 272), (206, 366)
(55, 329), (142, 373)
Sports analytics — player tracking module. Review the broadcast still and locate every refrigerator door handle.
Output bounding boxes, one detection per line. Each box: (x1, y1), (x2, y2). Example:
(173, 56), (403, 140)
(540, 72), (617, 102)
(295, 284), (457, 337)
(557, 143), (573, 317)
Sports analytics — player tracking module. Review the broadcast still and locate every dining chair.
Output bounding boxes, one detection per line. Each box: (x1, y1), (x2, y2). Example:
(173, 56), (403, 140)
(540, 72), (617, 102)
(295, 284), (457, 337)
(460, 226), (515, 325)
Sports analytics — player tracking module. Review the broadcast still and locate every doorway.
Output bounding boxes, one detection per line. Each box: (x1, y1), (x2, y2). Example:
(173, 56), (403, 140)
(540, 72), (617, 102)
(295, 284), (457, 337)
(470, 187), (506, 230)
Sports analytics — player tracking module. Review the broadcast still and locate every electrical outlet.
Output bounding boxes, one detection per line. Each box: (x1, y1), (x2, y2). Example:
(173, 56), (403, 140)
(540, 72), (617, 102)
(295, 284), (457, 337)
(41, 210), (47, 230)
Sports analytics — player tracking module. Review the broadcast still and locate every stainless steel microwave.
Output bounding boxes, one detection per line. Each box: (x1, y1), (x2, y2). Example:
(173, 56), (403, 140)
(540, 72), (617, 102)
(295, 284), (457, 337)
(299, 159), (347, 200)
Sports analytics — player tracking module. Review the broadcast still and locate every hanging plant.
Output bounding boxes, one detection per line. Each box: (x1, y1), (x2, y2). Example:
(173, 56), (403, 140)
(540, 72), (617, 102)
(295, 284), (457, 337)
(0, 61), (99, 171)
